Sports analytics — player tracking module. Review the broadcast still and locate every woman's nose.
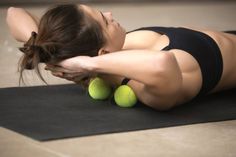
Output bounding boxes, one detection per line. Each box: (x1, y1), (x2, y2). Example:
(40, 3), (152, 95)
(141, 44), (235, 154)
(103, 12), (113, 20)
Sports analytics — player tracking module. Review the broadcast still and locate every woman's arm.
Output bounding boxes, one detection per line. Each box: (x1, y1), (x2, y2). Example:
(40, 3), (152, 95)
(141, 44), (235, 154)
(59, 50), (183, 93)
(91, 50), (182, 88)
(56, 49), (183, 109)
(6, 7), (39, 42)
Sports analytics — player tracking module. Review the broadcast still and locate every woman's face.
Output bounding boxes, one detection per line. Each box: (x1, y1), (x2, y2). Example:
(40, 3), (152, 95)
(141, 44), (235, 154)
(80, 5), (126, 54)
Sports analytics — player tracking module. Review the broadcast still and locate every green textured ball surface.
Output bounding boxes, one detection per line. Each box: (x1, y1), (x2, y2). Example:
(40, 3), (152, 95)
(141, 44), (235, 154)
(114, 85), (137, 107)
(88, 77), (112, 100)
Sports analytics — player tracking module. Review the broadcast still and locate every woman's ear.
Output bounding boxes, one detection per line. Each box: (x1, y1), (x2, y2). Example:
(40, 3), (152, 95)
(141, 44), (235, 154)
(98, 48), (110, 56)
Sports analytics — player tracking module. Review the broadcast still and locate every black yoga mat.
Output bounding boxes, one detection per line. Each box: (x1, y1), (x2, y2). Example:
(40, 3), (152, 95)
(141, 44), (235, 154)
(0, 84), (236, 141)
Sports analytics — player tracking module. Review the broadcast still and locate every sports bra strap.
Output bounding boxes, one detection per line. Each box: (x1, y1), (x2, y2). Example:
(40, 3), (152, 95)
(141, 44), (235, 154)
(121, 77), (131, 85)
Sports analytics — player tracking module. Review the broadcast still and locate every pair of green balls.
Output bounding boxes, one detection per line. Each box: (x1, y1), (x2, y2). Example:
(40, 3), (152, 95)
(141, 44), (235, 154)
(88, 77), (137, 108)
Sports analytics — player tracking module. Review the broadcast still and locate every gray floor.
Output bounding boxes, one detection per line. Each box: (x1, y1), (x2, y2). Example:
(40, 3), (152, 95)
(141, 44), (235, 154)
(0, 2), (236, 157)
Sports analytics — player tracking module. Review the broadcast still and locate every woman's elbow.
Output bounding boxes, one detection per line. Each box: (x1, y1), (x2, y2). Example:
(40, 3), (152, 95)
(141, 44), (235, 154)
(152, 52), (173, 72)
(6, 7), (19, 21)
(6, 7), (21, 29)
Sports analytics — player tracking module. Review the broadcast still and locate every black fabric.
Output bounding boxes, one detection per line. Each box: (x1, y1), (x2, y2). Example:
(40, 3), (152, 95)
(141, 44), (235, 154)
(121, 77), (131, 85)
(128, 27), (223, 97)
(0, 84), (236, 141)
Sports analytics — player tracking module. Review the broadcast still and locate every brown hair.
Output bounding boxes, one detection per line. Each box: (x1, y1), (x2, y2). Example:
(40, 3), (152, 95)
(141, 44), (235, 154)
(19, 4), (106, 87)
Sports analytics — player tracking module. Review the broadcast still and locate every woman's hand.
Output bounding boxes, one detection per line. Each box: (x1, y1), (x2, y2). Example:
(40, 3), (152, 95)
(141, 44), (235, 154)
(58, 56), (94, 73)
(45, 56), (96, 83)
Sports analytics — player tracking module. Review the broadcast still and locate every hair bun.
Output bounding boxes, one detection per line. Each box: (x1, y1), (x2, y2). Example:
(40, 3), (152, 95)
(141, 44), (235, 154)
(19, 31), (38, 54)
(19, 31), (44, 69)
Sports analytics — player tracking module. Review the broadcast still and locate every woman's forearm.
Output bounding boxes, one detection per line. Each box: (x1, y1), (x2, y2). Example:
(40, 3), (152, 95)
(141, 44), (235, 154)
(6, 7), (39, 42)
(91, 50), (167, 86)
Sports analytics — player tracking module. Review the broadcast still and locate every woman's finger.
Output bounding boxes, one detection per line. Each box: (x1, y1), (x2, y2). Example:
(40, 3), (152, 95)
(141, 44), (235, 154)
(45, 64), (75, 73)
(51, 71), (64, 77)
(62, 73), (76, 79)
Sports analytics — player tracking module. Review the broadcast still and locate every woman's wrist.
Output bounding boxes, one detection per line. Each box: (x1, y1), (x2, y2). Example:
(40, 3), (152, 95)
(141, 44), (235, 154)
(86, 56), (99, 73)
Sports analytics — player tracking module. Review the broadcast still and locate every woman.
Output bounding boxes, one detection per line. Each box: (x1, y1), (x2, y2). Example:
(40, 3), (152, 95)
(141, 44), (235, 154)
(6, 4), (236, 110)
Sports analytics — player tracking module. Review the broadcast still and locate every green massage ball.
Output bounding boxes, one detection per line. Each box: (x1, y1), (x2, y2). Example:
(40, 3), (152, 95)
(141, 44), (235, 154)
(88, 77), (112, 100)
(114, 85), (137, 108)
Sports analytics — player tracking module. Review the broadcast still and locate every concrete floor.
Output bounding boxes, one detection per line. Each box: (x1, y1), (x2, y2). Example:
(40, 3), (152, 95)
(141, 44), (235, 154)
(0, 2), (236, 157)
